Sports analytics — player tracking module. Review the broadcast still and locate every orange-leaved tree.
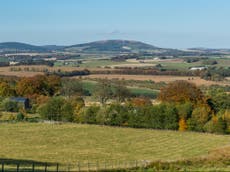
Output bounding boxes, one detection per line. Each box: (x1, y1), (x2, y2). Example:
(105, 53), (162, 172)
(158, 80), (204, 104)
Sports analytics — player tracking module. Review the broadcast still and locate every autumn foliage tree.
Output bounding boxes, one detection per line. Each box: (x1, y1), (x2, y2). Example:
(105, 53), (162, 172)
(16, 75), (61, 99)
(0, 81), (16, 97)
(130, 97), (152, 107)
(158, 80), (204, 104)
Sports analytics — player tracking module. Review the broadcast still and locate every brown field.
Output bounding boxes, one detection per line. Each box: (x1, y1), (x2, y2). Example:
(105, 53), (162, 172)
(83, 74), (230, 86)
(0, 66), (229, 87)
(0, 65), (113, 77)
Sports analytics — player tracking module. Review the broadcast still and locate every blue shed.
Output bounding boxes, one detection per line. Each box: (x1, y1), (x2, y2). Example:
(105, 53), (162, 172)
(10, 97), (30, 109)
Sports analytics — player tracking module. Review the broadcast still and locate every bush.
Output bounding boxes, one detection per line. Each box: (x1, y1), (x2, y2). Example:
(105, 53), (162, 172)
(104, 104), (129, 126)
(1, 99), (19, 112)
(16, 112), (25, 121)
(61, 101), (74, 122)
(191, 105), (212, 131)
(204, 117), (227, 134)
(38, 97), (65, 121)
(79, 105), (100, 124)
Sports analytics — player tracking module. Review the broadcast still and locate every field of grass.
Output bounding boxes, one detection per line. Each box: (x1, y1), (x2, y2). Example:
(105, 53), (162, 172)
(128, 87), (159, 98)
(0, 123), (230, 165)
(81, 80), (159, 98)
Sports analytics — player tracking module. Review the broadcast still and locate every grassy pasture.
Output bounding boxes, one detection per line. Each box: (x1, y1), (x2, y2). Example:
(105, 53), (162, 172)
(81, 80), (159, 98)
(128, 87), (159, 98)
(0, 123), (229, 165)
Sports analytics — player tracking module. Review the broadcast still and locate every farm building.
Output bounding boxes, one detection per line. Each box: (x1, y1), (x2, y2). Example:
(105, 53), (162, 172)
(189, 66), (207, 71)
(10, 97), (30, 109)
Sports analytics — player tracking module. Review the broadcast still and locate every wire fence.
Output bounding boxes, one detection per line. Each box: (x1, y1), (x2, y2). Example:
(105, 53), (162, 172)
(0, 160), (150, 172)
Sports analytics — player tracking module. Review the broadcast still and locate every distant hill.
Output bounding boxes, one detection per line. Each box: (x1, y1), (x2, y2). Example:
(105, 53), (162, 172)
(0, 42), (48, 52)
(42, 45), (66, 51)
(187, 47), (230, 55)
(1, 40), (228, 56)
(65, 40), (161, 53)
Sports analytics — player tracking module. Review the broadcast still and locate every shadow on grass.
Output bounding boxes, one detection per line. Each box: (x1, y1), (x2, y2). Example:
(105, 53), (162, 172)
(0, 159), (59, 172)
(0, 158), (56, 166)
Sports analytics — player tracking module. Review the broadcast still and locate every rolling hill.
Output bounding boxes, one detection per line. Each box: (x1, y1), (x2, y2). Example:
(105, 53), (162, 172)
(1, 40), (228, 56)
(0, 42), (48, 52)
(65, 40), (161, 53)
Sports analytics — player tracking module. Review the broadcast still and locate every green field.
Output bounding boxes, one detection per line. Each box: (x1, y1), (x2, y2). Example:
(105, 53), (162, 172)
(0, 123), (229, 165)
(128, 87), (159, 98)
(81, 80), (159, 98)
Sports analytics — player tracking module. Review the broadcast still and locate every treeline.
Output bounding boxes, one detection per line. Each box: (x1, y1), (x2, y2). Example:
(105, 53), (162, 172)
(1, 75), (230, 134)
(200, 67), (230, 81)
(45, 69), (90, 77)
(33, 81), (230, 134)
(38, 80), (230, 134)
(92, 68), (198, 76)
(10, 67), (90, 77)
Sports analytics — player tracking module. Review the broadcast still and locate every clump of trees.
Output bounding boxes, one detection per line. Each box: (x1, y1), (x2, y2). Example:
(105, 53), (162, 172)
(38, 96), (85, 122)
(158, 80), (229, 134)
(200, 67), (230, 81)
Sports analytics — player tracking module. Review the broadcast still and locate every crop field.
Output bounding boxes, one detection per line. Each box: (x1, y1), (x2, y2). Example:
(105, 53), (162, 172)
(83, 74), (230, 86)
(0, 123), (230, 165)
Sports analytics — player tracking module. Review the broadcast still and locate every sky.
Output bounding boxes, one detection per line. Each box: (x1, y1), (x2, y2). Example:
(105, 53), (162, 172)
(1, 0), (230, 48)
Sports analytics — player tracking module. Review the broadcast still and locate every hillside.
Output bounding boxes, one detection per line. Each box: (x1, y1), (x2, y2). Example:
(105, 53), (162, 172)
(0, 42), (48, 52)
(1, 40), (229, 56)
(0, 123), (229, 164)
(64, 40), (162, 53)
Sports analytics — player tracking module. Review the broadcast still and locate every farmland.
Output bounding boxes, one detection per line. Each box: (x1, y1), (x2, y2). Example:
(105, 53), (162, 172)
(1, 42), (230, 172)
(83, 74), (230, 86)
(0, 123), (230, 165)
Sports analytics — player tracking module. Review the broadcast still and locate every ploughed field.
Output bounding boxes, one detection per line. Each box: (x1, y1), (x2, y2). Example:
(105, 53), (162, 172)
(0, 123), (230, 165)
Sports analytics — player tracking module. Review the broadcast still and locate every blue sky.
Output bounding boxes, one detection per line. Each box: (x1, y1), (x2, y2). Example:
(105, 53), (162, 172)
(1, 0), (230, 48)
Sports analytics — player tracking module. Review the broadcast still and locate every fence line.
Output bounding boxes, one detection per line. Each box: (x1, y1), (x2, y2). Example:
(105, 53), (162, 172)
(0, 160), (150, 172)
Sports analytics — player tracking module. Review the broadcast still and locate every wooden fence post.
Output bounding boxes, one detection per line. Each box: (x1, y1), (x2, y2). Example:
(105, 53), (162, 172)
(1, 162), (4, 172)
(44, 163), (47, 172)
(32, 163), (35, 172)
(56, 163), (59, 172)
(16, 163), (19, 172)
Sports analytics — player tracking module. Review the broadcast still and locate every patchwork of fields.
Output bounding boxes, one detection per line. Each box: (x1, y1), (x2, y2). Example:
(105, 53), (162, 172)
(83, 74), (230, 86)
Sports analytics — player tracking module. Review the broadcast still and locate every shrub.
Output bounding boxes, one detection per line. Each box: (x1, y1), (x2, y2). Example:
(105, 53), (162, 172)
(204, 117), (227, 134)
(1, 99), (19, 112)
(79, 105), (100, 124)
(38, 97), (65, 121)
(104, 104), (129, 126)
(179, 118), (187, 131)
(16, 112), (25, 121)
(191, 105), (212, 131)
